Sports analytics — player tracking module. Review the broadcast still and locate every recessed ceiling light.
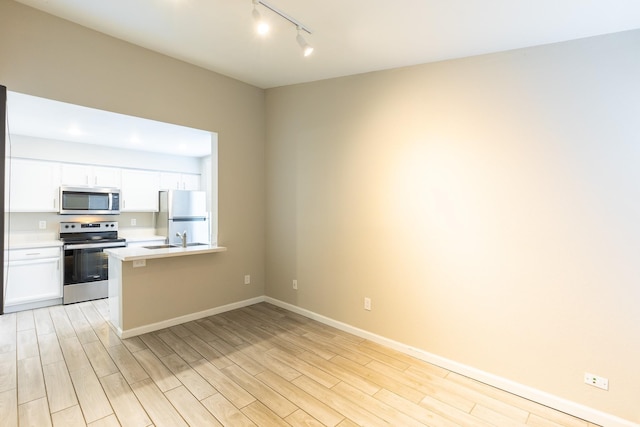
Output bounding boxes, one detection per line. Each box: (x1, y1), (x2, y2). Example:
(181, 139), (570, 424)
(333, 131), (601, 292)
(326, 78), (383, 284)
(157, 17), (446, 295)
(67, 125), (83, 136)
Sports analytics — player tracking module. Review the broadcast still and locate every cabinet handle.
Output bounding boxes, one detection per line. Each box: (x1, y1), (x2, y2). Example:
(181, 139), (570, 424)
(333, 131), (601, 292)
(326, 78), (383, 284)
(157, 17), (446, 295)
(26, 252), (41, 256)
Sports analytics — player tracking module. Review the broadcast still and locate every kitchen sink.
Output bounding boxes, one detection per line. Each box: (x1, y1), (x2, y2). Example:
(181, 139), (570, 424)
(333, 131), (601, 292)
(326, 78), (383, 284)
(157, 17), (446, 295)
(143, 243), (210, 249)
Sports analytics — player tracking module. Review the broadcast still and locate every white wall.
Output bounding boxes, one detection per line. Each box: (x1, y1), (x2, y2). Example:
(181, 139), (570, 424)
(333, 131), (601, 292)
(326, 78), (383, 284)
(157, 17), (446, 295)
(9, 134), (205, 174)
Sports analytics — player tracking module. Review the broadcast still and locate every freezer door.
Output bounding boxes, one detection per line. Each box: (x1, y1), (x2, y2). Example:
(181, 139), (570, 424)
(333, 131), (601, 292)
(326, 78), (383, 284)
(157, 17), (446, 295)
(168, 218), (210, 245)
(168, 190), (207, 218)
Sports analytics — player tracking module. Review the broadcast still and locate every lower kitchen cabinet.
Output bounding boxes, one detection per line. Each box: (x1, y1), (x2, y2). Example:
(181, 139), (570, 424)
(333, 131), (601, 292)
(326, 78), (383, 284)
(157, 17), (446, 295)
(3, 246), (62, 313)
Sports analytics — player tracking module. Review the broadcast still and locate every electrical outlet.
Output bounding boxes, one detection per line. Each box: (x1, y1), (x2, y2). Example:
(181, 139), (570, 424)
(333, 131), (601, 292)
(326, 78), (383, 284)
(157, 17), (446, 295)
(364, 297), (372, 311)
(244, 275), (251, 285)
(131, 218), (137, 226)
(38, 220), (47, 230)
(133, 259), (146, 268)
(292, 279), (298, 290)
(584, 372), (609, 390)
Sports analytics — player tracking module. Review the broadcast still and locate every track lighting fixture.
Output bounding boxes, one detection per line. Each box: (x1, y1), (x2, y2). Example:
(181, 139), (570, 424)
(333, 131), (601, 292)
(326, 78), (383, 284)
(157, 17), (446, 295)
(252, 0), (269, 35)
(296, 27), (314, 57)
(251, 0), (314, 57)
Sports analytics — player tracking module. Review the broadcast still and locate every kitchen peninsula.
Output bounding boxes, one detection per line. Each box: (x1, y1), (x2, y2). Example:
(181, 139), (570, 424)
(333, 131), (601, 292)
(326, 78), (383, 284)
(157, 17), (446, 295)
(105, 244), (227, 338)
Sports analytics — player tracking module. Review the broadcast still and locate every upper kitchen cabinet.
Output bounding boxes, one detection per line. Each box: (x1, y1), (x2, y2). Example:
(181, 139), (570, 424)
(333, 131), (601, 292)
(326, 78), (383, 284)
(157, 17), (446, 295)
(121, 169), (160, 211)
(6, 158), (60, 211)
(159, 172), (201, 191)
(60, 164), (121, 188)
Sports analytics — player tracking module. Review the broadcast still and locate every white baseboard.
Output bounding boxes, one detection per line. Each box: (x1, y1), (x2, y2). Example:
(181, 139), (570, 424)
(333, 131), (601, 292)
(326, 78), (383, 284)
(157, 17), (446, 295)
(118, 296), (265, 339)
(3, 297), (62, 313)
(265, 297), (638, 427)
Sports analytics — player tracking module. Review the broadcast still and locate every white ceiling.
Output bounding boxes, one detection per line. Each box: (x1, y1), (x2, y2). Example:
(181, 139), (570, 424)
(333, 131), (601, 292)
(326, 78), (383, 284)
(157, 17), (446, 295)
(12, 0), (640, 89)
(7, 91), (213, 157)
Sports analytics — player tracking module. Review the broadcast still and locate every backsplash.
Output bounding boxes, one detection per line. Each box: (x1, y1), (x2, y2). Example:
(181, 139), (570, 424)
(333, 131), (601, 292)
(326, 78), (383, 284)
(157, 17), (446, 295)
(6, 212), (156, 235)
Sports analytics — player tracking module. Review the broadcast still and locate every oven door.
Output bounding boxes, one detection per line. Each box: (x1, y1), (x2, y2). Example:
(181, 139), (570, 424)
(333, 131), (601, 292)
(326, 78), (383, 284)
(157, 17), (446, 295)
(62, 241), (126, 304)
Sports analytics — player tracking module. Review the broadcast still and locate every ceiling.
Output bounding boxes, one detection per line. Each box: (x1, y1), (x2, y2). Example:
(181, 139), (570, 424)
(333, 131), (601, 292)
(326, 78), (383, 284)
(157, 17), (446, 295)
(8, 1), (640, 154)
(13, 0), (640, 89)
(7, 91), (213, 157)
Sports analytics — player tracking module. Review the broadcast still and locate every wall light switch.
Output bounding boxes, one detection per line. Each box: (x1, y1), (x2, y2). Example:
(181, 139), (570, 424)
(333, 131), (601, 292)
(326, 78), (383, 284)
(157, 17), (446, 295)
(133, 260), (146, 268)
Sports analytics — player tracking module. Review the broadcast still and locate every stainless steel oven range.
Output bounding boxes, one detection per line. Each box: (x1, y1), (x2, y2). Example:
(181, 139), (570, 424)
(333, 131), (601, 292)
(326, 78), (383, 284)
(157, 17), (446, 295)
(60, 221), (127, 304)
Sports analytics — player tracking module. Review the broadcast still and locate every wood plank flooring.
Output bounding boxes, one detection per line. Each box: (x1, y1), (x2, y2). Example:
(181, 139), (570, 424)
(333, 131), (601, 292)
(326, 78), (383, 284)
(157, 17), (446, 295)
(0, 301), (600, 426)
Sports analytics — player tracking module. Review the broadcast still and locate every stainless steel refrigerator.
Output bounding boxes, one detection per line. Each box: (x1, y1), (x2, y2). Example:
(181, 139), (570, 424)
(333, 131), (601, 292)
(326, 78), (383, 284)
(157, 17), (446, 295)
(157, 190), (210, 246)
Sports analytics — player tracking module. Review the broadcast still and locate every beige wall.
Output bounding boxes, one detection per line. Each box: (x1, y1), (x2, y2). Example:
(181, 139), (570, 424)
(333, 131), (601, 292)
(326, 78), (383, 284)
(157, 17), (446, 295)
(265, 30), (640, 422)
(117, 254), (235, 332)
(4, 0), (640, 422)
(0, 0), (266, 303)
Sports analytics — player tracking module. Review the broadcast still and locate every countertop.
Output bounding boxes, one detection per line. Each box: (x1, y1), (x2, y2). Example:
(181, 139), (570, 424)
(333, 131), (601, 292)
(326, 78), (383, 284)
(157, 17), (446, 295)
(5, 237), (63, 250)
(5, 231), (165, 249)
(105, 244), (227, 261)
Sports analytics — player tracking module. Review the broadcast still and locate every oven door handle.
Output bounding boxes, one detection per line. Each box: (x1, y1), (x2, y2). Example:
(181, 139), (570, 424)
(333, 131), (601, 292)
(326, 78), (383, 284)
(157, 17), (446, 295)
(64, 242), (127, 250)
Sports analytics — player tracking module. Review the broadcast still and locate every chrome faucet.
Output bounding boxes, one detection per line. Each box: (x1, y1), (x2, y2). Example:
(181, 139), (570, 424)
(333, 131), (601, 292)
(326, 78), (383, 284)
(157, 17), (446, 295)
(176, 230), (187, 247)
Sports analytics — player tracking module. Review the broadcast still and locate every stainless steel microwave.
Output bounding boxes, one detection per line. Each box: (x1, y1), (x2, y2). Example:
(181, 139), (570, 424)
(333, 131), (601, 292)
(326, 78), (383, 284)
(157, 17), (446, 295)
(59, 186), (121, 215)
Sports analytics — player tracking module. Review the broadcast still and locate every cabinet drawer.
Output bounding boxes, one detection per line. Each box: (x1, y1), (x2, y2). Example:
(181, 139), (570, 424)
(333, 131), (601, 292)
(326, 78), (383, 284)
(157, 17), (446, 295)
(7, 247), (61, 261)
(4, 256), (62, 306)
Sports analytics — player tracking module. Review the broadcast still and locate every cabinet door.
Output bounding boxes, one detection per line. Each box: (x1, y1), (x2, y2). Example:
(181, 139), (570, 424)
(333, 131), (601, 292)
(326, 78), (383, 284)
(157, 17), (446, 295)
(159, 172), (200, 190)
(159, 172), (181, 190)
(181, 173), (201, 190)
(4, 257), (62, 306)
(94, 166), (121, 188)
(61, 164), (121, 188)
(6, 158), (60, 212)
(61, 164), (92, 186)
(121, 169), (160, 211)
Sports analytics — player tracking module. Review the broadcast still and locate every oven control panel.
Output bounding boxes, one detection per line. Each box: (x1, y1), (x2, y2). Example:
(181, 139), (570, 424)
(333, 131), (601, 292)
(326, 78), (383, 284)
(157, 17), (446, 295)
(60, 221), (119, 233)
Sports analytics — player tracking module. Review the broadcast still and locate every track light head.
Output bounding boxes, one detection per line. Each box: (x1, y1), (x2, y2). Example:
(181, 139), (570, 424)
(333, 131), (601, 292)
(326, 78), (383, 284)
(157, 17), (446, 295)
(252, 0), (269, 35)
(251, 1), (314, 57)
(296, 27), (314, 57)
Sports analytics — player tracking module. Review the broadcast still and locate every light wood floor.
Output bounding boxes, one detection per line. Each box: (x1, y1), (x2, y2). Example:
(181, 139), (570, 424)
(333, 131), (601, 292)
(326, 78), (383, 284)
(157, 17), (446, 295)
(0, 300), (600, 427)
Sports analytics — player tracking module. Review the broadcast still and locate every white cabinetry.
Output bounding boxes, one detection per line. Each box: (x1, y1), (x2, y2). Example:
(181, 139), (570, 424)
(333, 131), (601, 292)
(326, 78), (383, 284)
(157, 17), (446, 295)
(182, 173), (201, 190)
(6, 157), (200, 213)
(121, 169), (160, 211)
(6, 158), (60, 212)
(4, 246), (62, 312)
(61, 164), (121, 187)
(160, 172), (200, 190)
